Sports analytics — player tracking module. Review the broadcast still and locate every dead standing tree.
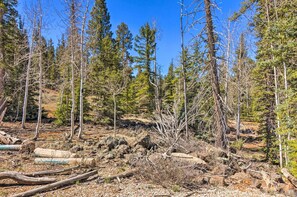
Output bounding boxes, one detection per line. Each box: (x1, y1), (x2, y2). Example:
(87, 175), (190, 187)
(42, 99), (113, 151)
(204, 0), (228, 148)
(33, 0), (44, 140)
(21, 6), (38, 129)
(78, 1), (90, 139)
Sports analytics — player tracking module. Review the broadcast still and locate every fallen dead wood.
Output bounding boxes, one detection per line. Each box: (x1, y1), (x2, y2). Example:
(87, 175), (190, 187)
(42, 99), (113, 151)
(34, 148), (77, 158)
(24, 166), (79, 177)
(97, 169), (138, 183)
(281, 168), (297, 188)
(12, 170), (97, 197)
(0, 144), (21, 151)
(0, 171), (56, 185)
(34, 158), (95, 166)
(171, 153), (207, 165)
(0, 131), (22, 145)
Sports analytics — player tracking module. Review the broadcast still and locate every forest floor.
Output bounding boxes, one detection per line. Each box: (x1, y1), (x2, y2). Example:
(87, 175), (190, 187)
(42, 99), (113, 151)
(0, 119), (294, 197)
(0, 89), (295, 196)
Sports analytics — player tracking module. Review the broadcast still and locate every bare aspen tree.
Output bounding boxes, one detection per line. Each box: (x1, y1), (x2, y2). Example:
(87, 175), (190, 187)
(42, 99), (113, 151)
(78, 1), (89, 139)
(21, 9), (37, 129)
(69, 0), (77, 140)
(180, 0), (189, 139)
(204, 0), (227, 148)
(34, 0), (43, 140)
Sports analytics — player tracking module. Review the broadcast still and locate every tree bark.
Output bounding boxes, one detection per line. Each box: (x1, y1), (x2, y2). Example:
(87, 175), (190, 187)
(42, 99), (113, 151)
(0, 171), (56, 185)
(12, 170), (97, 197)
(204, 0), (227, 148)
(34, 148), (77, 158)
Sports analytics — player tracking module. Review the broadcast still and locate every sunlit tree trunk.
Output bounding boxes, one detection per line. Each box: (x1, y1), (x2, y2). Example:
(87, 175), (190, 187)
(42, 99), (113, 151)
(34, 1), (44, 140)
(78, 2), (89, 139)
(21, 17), (36, 129)
(204, 0), (227, 148)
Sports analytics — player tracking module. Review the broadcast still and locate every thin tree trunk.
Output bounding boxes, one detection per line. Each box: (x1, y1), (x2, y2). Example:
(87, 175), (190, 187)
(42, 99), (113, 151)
(34, 4), (43, 140)
(78, 2), (89, 139)
(204, 0), (227, 148)
(154, 44), (160, 116)
(180, 0), (188, 139)
(69, 0), (76, 140)
(283, 62), (289, 166)
(274, 66), (282, 168)
(236, 34), (243, 140)
(113, 93), (116, 137)
(224, 21), (231, 115)
(21, 19), (36, 129)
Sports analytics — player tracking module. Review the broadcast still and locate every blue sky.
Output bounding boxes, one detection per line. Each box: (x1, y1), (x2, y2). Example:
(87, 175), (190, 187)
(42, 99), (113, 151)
(17, 0), (245, 74)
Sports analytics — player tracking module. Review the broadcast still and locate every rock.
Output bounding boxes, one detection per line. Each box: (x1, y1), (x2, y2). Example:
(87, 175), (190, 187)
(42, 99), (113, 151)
(194, 176), (209, 185)
(118, 138), (128, 145)
(96, 139), (106, 149)
(131, 131), (156, 150)
(105, 152), (115, 160)
(209, 176), (226, 187)
(70, 145), (83, 153)
(19, 140), (35, 154)
(278, 183), (297, 197)
(212, 165), (228, 176)
(116, 144), (131, 158)
(105, 136), (119, 150)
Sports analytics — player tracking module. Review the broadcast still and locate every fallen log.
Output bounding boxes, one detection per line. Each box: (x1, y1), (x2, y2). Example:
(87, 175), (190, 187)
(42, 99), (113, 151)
(0, 144), (21, 151)
(281, 168), (297, 188)
(34, 158), (95, 166)
(97, 169), (137, 183)
(34, 148), (77, 158)
(24, 166), (79, 177)
(0, 131), (22, 145)
(171, 152), (207, 165)
(0, 171), (56, 185)
(12, 170), (97, 197)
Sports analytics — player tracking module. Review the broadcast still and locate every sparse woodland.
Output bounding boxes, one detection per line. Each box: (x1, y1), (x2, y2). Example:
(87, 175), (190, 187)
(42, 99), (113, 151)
(0, 0), (296, 196)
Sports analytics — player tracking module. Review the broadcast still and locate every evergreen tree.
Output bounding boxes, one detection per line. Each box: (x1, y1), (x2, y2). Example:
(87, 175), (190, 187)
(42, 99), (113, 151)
(46, 39), (57, 89)
(163, 60), (176, 107)
(133, 23), (156, 113)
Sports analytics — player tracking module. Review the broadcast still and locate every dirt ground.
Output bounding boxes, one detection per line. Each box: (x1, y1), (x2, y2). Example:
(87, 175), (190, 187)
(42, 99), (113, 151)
(0, 121), (290, 197)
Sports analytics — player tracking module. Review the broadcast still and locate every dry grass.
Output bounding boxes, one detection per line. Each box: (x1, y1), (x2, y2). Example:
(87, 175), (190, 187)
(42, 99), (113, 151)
(136, 156), (206, 190)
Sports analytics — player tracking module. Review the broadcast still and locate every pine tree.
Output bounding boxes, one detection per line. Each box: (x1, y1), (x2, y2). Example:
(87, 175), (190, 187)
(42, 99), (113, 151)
(115, 22), (133, 113)
(133, 23), (156, 113)
(46, 39), (57, 89)
(163, 61), (176, 107)
(87, 0), (118, 124)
